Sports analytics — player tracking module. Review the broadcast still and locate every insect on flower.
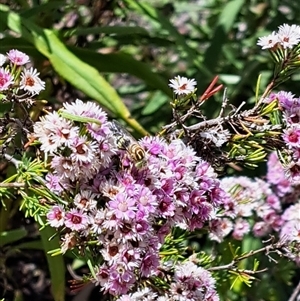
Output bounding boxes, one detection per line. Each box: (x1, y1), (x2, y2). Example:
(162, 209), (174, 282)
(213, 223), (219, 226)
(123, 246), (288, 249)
(108, 120), (146, 168)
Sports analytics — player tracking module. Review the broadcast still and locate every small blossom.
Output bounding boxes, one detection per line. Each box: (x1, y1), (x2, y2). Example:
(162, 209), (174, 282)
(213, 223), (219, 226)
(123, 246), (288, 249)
(267, 152), (292, 196)
(7, 49), (30, 65)
(108, 193), (137, 220)
(282, 126), (300, 148)
(209, 218), (233, 242)
(257, 31), (279, 49)
(45, 173), (65, 194)
(275, 91), (297, 110)
(0, 67), (14, 91)
(61, 232), (77, 254)
(69, 136), (98, 163)
(253, 221), (271, 237)
(277, 24), (300, 49)
(289, 224), (300, 243)
(73, 190), (97, 211)
(283, 107), (300, 125)
(62, 99), (110, 140)
(285, 161), (300, 183)
(173, 261), (219, 301)
(33, 111), (79, 154)
(65, 209), (89, 231)
(47, 205), (65, 227)
(168, 75), (197, 95)
(232, 218), (250, 240)
(20, 67), (45, 95)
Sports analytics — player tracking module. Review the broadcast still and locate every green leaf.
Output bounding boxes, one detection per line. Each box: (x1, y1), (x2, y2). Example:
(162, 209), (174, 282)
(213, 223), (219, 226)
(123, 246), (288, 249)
(0, 4), (148, 136)
(203, 0), (245, 72)
(19, 1), (67, 19)
(63, 25), (149, 37)
(14, 240), (45, 250)
(70, 47), (172, 97)
(40, 224), (65, 301)
(142, 91), (169, 115)
(0, 228), (27, 246)
(124, 0), (212, 77)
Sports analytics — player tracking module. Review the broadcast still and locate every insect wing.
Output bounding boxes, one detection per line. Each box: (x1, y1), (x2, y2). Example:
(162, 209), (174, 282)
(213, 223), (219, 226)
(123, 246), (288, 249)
(109, 121), (137, 147)
(108, 120), (146, 167)
(109, 121), (136, 139)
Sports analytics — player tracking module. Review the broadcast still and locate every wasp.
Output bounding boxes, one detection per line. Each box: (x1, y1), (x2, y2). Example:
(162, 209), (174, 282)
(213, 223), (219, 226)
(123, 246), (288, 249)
(108, 121), (146, 167)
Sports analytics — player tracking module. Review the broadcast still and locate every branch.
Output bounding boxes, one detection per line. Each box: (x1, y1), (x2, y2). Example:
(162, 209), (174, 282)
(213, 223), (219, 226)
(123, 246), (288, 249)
(208, 238), (286, 272)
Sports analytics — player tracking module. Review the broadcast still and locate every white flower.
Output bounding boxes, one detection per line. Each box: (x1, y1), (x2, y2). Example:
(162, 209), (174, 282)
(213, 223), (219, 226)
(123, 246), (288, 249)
(277, 24), (300, 49)
(74, 190), (98, 211)
(168, 75), (197, 95)
(257, 31), (279, 49)
(69, 136), (98, 164)
(20, 67), (45, 95)
(0, 54), (6, 66)
(33, 111), (79, 154)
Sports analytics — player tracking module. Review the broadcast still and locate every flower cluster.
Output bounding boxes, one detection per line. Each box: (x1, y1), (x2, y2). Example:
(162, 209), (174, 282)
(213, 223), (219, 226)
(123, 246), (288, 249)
(116, 261), (219, 301)
(206, 87), (300, 247)
(209, 176), (276, 242)
(35, 99), (224, 298)
(0, 49), (45, 96)
(208, 151), (300, 264)
(265, 91), (300, 183)
(257, 24), (300, 50)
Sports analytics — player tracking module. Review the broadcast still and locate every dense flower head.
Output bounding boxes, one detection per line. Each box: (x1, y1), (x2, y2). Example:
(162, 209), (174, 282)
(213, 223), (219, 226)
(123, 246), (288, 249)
(264, 90), (300, 183)
(37, 99), (227, 297)
(277, 91), (300, 183)
(114, 261), (220, 300)
(210, 151), (300, 266)
(257, 24), (300, 49)
(209, 176), (276, 242)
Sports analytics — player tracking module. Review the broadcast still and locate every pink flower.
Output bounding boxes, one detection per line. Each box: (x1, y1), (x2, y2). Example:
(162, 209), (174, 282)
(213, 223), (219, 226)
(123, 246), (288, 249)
(253, 221), (271, 237)
(108, 193), (137, 220)
(140, 252), (159, 277)
(232, 218), (250, 240)
(107, 262), (135, 295)
(45, 174), (65, 193)
(65, 209), (89, 231)
(0, 67), (14, 91)
(7, 49), (30, 65)
(62, 99), (110, 140)
(286, 161), (300, 183)
(47, 205), (65, 227)
(282, 126), (300, 148)
(276, 91), (299, 110)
